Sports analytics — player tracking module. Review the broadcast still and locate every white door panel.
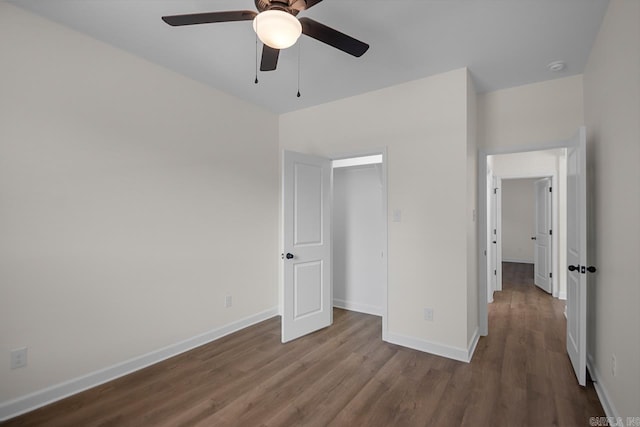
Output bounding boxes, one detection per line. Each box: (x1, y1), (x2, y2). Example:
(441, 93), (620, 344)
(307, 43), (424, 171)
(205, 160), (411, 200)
(294, 261), (323, 318)
(282, 151), (332, 343)
(566, 127), (587, 386)
(489, 176), (502, 297)
(293, 163), (323, 245)
(534, 178), (552, 293)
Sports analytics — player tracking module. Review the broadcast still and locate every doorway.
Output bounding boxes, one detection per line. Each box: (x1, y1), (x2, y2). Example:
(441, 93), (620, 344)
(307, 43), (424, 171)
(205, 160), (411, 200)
(280, 150), (388, 343)
(485, 149), (565, 304)
(332, 160), (385, 316)
(493, 177), (555, 297)
(478, 127), (589, 385)
(331, 151), (388, 339)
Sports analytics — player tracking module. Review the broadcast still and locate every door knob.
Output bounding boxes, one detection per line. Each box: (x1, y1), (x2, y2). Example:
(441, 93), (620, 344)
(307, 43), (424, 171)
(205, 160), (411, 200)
(587, 266), (597, 273)
(286, 253), (294, 259)
(531, 237), (537, 240)
(568, 265), (580, 272)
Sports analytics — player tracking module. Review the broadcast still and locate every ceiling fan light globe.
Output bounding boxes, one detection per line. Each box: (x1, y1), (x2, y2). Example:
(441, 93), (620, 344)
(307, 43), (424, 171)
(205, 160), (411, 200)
(253, 10), (302, 49)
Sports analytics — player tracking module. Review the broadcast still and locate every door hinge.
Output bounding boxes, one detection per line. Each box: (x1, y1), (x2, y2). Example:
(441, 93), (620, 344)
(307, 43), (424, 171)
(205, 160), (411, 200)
(549, 272), (553, 278)
(494, 188), (497, 194)
(549, 229), (552, 235)
(549, 187), (552, 192)
(494, 269), (497, 275)
(493, 228), (497, 235)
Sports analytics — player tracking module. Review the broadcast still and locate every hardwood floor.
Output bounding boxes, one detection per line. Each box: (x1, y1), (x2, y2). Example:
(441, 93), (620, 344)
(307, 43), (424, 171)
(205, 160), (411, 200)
(3, 262), (603, 426)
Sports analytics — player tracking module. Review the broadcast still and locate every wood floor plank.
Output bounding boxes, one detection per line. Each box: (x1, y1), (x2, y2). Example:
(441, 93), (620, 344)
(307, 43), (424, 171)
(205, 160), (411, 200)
(201, 323), (373, 425)
(384, 366), (451, 426)
(2, 262), (605, 427)
(527, 373), (560, 426)
(428, 362), (473, 426)
(262, 351), (382, 427)
(493, 384), (528, 427)
(501, 334), (528, 390)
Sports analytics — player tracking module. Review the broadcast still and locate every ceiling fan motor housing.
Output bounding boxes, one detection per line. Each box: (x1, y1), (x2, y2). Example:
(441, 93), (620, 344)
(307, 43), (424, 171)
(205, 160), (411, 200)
(255, 0), (302, 16)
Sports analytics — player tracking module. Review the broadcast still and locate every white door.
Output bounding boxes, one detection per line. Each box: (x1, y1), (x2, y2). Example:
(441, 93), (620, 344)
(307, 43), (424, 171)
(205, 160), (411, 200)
(534, 178), (552, 293)
(494, 178), (503, 292)
(566, 127), (587, 386)
(282, 151), (332, 343)
(489, 178), (498, 299)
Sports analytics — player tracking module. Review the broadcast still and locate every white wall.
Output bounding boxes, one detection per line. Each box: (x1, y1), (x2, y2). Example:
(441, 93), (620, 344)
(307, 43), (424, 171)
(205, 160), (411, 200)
(501, 179), (536, 263)
(466, 73), (478, 346)
(478, 75), (584, 150)
(280, 68), (478, 360)
(333, 165), (384, 315)
(0, 2), (279, 412)
(583, 0), (640, 418)
(490, 150), (564, 178)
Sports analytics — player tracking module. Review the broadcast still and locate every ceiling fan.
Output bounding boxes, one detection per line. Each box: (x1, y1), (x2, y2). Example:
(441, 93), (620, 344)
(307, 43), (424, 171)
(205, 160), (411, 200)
(162, 0), (369, 72)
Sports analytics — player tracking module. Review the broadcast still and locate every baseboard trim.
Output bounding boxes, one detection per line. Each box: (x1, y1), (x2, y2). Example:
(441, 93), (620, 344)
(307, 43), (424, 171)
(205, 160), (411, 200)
(467, 327), (480, 362)
(385, 331), (477, 363)
(502, 259), (534, 264)
(0, 307), (279, 422)
(333, 299), (382, 317)
(587, 354), (619, 419)
(558, 291), (567, 300)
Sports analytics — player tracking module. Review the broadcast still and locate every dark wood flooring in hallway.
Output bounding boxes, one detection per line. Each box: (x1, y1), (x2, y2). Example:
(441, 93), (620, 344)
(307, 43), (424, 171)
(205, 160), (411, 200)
(3, 262), (603, 426)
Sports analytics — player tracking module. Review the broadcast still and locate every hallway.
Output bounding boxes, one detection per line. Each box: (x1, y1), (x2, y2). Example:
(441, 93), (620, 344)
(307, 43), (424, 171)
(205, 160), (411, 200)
(475, 261), (604, 425)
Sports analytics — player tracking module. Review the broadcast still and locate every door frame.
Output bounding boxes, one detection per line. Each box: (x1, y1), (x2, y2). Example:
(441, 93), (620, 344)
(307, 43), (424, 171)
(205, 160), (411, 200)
(491, 173), (558, 298)
(478, 141), (570, 336)
(280, 148), (389, 341)
(329, 147), (389, 341)
(488, 175), (502, 299)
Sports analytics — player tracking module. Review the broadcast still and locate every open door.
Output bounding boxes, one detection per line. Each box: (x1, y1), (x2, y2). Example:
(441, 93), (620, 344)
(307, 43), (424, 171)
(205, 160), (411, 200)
(489, 178), (498, 300)
(282, 151), (332, 343)
(534, 178), (552, 293)
(566, 127), (587, 386)
(493, 178), (502, 292)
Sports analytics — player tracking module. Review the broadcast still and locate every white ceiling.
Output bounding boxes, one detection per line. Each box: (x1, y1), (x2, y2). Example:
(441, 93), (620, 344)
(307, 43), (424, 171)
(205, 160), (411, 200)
(9, 0), (609, 114)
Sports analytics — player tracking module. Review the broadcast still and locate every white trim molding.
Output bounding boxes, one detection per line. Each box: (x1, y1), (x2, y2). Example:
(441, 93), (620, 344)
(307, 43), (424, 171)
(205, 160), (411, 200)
(587, 354), (619, 419)
(502, 258), (534, 264)
(385, 327), (480, 363)
(0, 308), (279, 422)
(333, 299), (383, 317)
(466, 327), (480, 362)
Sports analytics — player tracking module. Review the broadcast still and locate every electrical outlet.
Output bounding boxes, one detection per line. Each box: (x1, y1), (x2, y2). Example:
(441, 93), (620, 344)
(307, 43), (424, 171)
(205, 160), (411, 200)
(225, 296), (232, 308)
(612, 354), (617, 376)
(10, 347), (27, 369)
(424, 308), (434, 322)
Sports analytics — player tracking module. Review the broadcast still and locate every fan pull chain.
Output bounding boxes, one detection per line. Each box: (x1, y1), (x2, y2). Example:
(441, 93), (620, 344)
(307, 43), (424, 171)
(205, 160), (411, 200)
(297, 40), (301, 98)
(254, 25), (259, 84)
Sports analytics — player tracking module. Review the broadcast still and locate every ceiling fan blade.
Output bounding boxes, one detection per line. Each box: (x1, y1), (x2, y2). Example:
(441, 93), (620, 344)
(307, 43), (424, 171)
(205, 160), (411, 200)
(162, 11), (257, 26)
(260, 45), (280, 71)
(299, 18), (369, 57)
(304, 0), (325, 9)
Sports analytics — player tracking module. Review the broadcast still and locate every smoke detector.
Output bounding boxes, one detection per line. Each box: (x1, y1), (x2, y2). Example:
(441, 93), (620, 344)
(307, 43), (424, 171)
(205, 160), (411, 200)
(547, 61), (566, 72)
